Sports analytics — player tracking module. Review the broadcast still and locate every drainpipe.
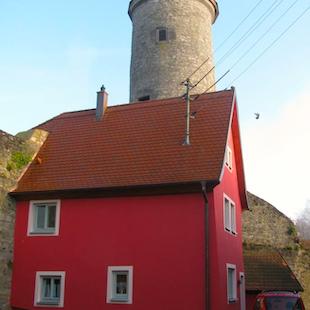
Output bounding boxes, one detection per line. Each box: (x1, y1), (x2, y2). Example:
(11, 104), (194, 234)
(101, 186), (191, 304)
(201, 181), (210, 310)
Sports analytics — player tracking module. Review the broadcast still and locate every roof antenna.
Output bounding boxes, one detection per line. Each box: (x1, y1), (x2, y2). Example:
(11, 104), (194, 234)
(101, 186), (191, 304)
(182, 79), (193, 146)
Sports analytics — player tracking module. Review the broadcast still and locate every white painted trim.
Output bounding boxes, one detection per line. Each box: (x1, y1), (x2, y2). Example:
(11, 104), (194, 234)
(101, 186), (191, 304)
(219, 89), (236, 183)
(223, 194), (237, 236)
(226, 264), (237, 304)
(28, 200), (61, 236)
(107, 266), (133, 304)
(34, 271), (66, 308)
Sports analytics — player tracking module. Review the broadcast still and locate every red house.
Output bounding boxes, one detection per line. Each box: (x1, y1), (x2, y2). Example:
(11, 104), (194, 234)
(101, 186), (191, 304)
(10, 87), (248, 310)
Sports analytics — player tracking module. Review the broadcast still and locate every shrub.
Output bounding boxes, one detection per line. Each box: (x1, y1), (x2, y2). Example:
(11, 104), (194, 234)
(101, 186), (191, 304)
(6, 151), (32, 171)
(287, 224), (297, 237)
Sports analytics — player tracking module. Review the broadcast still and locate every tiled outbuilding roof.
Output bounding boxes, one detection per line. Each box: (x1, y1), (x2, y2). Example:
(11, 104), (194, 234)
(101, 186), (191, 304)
(244, 247), (303, 292)
(12, 89), (247, 204)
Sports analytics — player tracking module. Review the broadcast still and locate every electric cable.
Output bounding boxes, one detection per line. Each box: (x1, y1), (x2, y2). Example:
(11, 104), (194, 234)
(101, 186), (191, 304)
(215, 0), (265, 52)
(191, 5), (309, 116)
(190, 0), (284, 92)
(227, 5), (309, 87)
(182, 0), (266, 83)
(229, 0), (301, 72)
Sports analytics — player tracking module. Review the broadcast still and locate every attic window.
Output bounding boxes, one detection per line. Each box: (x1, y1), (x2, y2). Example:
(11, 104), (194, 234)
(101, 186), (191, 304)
(225, 146), (233, 171)
(156, 28), (168, 42)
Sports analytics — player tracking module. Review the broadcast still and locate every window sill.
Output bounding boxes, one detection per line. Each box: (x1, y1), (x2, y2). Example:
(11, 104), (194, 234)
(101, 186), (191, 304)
(110, 298), (129, 302)
(28, 231), (58, 237)
(37, 301), (60, 305)
(36, 301), (61, 308)
(225, 229), (238, 237)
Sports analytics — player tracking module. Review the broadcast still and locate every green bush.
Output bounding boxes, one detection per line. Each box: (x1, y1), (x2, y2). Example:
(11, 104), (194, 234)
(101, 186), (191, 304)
(287, 224), (297, 237)
(6, 151), (32, 171)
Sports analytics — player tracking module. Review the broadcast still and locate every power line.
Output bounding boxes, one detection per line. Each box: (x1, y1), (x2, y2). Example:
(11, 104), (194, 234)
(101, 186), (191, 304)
(191, 5), (309, 115)
(215, 0), (265, 52)
(193, 70), (231, 101)
(190, 0), (284, 92)
(229, 0), (301, 72)
(182, 0), (266, 83)
(215, 0), (284, 68)
(227, 5), (310, 87)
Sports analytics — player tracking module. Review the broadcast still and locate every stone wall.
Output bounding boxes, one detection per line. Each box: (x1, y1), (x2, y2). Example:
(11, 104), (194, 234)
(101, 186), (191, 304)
(129, 0), (217, 101)
(243, 192), (310, 309)
(0, 129), (47, 310)
(243, 192), (297, 249)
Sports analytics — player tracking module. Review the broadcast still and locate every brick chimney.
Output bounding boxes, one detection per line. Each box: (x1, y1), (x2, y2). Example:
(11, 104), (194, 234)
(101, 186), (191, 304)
(96, 85), (108, 121)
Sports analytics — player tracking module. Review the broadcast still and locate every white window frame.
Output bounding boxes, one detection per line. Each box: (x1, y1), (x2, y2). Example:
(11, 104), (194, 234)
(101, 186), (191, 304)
(107, 266), (133, 304)
(28, 200), (61, 236)
(223, 194), (237, 235)
(34, 271), (65, 308)
(226, 264), (237, 304)
(225, 146), (233, 171)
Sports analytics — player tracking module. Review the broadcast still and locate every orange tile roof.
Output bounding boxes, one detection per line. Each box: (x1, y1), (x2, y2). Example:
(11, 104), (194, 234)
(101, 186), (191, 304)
(13, 90), (237, 195)
(244, 247), (303, 292)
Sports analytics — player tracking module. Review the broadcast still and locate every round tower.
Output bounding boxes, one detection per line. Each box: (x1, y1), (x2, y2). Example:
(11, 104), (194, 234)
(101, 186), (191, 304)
(129, 0), (219, 102)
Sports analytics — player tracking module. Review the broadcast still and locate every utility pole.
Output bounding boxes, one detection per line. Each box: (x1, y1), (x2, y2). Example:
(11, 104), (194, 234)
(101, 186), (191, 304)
(183, 78), (192, 146)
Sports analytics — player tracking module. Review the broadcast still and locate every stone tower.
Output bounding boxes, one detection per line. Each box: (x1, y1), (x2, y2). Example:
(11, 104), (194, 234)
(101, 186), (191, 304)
(129, 0), (219, 102)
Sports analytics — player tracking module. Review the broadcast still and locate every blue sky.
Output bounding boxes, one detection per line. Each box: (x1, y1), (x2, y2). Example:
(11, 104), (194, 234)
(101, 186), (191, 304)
(0, 0), (309, 219)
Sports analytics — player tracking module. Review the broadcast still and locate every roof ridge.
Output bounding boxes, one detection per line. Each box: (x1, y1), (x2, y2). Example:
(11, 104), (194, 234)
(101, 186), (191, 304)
(37, 89), (234, 124)
(58, 89), (234, 118)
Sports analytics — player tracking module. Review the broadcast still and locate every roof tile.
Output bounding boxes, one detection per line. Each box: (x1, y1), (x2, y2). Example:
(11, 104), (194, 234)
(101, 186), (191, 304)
(14, 90), (234, 193)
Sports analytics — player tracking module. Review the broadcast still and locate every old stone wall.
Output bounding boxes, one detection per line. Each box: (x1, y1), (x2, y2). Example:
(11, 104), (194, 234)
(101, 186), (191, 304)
(243, 192), (297, 249)
(0, 129), (47, 310)
(243, 192), (310, 309)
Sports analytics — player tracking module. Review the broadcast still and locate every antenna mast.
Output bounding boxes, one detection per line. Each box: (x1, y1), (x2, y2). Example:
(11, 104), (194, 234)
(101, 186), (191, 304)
(183, 79), (192, 146)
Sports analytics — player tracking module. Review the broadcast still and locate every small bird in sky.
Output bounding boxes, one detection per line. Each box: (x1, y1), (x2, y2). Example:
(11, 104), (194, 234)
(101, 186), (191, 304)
(254, 113), (260, 120)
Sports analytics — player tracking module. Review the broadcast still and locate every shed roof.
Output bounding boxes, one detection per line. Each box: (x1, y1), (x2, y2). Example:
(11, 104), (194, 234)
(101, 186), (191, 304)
(244, 247), (303, 292)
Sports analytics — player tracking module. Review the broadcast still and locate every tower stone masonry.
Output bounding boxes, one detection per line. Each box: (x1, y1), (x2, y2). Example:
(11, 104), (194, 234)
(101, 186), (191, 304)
(129, 0), (219, 102)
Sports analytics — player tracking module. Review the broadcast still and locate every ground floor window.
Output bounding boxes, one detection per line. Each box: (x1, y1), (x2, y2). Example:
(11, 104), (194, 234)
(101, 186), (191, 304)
(34, 271), (65, 307)
(107, 266), (133, 304)
(226, 264), (237, 303)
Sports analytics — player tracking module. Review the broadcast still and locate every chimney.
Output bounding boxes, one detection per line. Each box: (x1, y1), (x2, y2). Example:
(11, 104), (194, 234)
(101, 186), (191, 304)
(96, 85), (108, 120)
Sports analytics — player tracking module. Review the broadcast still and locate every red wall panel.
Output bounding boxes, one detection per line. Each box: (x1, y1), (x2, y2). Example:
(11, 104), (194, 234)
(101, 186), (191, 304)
(11, 194), (206, 310)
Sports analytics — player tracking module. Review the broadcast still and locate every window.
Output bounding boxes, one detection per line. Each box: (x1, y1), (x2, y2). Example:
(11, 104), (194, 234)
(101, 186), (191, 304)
(34, 272), (65, 307)
(226, 264), (237, 303)
(225, 146), (233, 171)
(107, 266), (133, 304)
(224, 195), (236, 234)
(28, 200), (60, 236)
(138, 95), (150, 101)
(156, 27), (168, 42)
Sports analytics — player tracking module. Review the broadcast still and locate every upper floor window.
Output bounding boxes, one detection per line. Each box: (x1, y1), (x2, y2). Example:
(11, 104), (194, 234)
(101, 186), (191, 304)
(226, 264), (237, 303)
(224, 195), (236, 235)
(156, 27), (168, 42)
(34, 271), (65, 307)
(28, 200), (60, 236)
(107, 266), (133, 304)
(225, 146), (233, 171)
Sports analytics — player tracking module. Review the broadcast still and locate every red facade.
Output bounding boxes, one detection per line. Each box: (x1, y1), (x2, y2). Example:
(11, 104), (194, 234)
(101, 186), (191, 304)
(10, 90), (247, 309)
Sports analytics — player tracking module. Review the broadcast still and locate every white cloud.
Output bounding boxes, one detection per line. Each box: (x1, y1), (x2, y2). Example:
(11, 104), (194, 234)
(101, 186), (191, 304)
(242, 86), (310, 220)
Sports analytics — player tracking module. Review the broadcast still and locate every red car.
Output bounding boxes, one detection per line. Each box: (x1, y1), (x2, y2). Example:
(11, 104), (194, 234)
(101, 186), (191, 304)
(254, 291), (305, 310)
